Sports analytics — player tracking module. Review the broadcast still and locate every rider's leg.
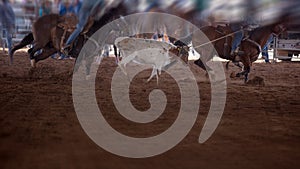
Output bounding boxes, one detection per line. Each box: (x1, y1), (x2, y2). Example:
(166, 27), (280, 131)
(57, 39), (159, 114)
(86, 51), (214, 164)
(63, 5), (92, 52)
(262, 46), (269, 63)
(5, 27), (13, 54)
(231, 30), (243, 55)
(144, 0), (160, 12)
(65, 16), (89, 46)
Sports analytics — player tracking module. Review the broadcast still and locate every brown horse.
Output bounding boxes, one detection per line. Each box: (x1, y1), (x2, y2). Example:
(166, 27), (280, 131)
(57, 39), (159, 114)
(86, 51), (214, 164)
(9, 1), (130, 72)
(10, 2), (188, 76)
(9, 14), (63, 64)
(192, 23), (285, 82)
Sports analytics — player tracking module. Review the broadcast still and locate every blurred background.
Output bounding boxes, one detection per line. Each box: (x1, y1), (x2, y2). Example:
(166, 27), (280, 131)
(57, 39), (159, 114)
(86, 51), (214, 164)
(1, 0), (299, 56)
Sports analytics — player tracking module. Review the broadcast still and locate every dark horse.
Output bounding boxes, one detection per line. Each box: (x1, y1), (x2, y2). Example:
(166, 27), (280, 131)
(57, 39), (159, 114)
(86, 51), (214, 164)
(9, 2), (131, 75)
(9, 14), (63, 65)
(11, 1), (190, 76)
(192, 22), (285, 82)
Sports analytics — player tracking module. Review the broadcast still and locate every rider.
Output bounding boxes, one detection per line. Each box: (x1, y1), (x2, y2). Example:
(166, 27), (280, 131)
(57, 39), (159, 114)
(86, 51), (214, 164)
(62, 0), (106, 54)
(0, 0), (15, 55)
(230, 14), (259, 56)
(230, 20), (244, 56)
(261, 34), (274, 63)
(144, 0), (161, 12)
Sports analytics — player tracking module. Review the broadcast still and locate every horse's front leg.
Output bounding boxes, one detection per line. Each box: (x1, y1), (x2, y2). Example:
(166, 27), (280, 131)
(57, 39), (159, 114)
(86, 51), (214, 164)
(236, 66), (250, 83)
(243, 66), (251, 83)
(236, 54), (251, 83)
(85, 57), (93, 77)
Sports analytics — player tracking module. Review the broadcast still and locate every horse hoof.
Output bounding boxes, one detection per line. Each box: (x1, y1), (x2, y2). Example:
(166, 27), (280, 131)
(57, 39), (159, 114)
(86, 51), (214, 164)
(30, 59), (36, 68)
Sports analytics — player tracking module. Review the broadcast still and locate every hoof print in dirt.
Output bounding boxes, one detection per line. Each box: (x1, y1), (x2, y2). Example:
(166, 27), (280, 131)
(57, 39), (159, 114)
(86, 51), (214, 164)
(246, 76), (265, 86)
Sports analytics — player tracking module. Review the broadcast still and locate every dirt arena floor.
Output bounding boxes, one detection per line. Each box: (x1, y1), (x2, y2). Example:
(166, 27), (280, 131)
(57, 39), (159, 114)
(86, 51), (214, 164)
(0, 50), (299, 169)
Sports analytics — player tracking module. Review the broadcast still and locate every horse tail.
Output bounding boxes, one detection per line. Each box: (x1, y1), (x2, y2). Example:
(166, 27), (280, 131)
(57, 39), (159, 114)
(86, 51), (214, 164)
(9, 32), (34, 65)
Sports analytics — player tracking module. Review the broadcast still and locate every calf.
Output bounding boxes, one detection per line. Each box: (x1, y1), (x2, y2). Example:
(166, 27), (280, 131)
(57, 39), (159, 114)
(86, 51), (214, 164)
(115, 37), (185, 83)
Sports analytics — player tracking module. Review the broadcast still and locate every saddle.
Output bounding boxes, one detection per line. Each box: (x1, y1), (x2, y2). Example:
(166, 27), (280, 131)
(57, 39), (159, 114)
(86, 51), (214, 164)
(216, 25), (232, 35)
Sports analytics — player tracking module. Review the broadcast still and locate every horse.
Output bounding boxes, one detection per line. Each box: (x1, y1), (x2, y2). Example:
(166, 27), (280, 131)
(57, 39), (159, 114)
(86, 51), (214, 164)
(9, 1), (130, 73)
(192, 22), (286, 82)
(10, 1), (188, 77)
(9, 14), (63, 64)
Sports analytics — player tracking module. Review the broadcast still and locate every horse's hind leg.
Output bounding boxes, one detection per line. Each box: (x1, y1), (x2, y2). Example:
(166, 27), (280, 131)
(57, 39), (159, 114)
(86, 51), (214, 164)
(28, 44), (43, 66)
(9, 32), (34, 65)
(27, 47), (33, 54)
(226, 61), (230, 70)
(113, 45), (119, 64)
(32, 47), (57, 66)
(226, 61), (243, 70)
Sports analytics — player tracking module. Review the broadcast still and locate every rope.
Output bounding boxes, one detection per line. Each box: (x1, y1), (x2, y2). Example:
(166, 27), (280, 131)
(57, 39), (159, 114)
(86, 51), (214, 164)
(193, 29), (243, 49)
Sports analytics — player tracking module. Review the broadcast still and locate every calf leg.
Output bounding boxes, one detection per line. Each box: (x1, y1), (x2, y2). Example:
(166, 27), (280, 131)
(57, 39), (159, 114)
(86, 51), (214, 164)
(147, 68), (158, 83)
(194, 58), (212, 72)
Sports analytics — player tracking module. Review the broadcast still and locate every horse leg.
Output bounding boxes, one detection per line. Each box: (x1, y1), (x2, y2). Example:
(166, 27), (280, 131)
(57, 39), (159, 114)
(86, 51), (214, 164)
(27, 47), (33, 54)
(233, 61), (243, 68)
(235, 53), (251, 82)
(9, 32), (34, 65)
(236, 66), (251, 82)
(226, 61), (243, 69)
(73, 59), (79, 74)
(29, 46), (42, 67)
(73, 56), (82, 74)
(113, 45), (119, 64)
(34, 47), (57, 63)
(244, 66), (250, 83)
(226, 61), (230, 70)
(85, 55), (94, 76)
